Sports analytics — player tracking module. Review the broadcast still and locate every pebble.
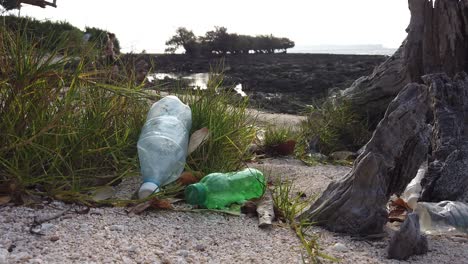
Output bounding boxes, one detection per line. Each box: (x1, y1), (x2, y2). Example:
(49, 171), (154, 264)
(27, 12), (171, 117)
(12, 252), (31, 262)
(125, 246), (138, 253)
(40, 223), (56, 233)
(154, 250), (165, 256)
(195, 244), (206, 252)
(79, 223), (91, 231)
(450, 237), (468, 243)
(109, 225), (125, 232)
(122, 256), (134, 264)
(0, 249), (8, 264)
(330, 243), (348, 252)
(177, 250), (189, 258)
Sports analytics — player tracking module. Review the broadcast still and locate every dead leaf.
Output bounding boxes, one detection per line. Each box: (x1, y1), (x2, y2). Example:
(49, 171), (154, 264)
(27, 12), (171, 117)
(74, 206), (91, 215)
(392, 197), (410, 209)
(188, 127), (210, 155)
(127, 201), (152, 215)
(91, 186), (115, 201)
(178, 171), (199, 185)
(388, 207), (408, 222)
(150, 198), (174, 210)
(388, 197), (410, 222)
(0, 196), (11, 205)
(241, 201), (258, 216)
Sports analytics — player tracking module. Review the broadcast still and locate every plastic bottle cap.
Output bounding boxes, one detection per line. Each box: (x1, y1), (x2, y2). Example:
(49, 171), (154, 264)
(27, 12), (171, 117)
(138, 182), (160, 199)
(185, 183), (207, 205)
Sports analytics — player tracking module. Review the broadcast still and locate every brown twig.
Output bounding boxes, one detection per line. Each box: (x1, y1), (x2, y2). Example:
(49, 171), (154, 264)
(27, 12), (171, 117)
(29, 205), (73, 235)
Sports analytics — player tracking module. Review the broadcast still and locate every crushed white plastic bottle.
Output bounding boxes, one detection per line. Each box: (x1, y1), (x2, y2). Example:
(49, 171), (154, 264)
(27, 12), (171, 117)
(401, 162), (427, 209)
(137, 96), (192, 199)
(415, 201), (468, 235)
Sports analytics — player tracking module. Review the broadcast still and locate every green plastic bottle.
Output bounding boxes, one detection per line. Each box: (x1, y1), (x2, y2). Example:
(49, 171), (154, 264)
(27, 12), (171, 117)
(185, 168), (266, 209)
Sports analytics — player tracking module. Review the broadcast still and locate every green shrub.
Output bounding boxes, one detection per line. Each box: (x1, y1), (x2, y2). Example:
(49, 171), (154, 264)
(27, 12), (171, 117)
(298, 99), (370, 156)
(0, 16), (120, 55)
(180, 71), (257, 175)
(263, 125), (295, 147)
(0, 26), (149, 199)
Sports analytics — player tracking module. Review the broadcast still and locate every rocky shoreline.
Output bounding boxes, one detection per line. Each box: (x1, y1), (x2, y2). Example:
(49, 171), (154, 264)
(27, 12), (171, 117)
(125, 53), (386, 114)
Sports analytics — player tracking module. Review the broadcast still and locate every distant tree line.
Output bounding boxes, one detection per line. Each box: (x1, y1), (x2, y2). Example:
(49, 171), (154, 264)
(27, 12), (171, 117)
(165, 27), (295, 56)
(0, 16), (120, 55)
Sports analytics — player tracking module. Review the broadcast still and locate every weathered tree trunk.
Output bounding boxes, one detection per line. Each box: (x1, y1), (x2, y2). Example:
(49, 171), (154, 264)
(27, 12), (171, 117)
(300, 0), (468, 237)
(302, 73), (468, 235)
(343, 0), (468, 124)
(420, 73), (468, 202)
(301, 83), (431, 235)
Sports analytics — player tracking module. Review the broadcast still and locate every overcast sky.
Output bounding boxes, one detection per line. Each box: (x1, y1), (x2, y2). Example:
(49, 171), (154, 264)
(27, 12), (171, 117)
(18, 0), (410, 53)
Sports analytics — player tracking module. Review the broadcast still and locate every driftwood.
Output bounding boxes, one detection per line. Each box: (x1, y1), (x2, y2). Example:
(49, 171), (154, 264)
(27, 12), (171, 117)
(300, 83), (431, 234)
(302, 73), (468, 235)
(343, 0), (468, 125)
(256, 190), (275, 228)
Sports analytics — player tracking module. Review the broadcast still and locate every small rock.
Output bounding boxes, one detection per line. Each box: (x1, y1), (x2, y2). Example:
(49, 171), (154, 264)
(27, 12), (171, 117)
(387, 213), (428, 260)
(121, 256), (134, 264)
(50, 236), (60, 242)
(12, 252), (31, 262)
(308, 153), (328, 162)
(330, 243), (348, 252)
(176, 250), (189, 258)
(40, 223), (56, 233)
(194, 244), (206, 252)
(330, 151), (357, 161)
(161, 258), (172, 264)
(125, 246), (138, 253)
(79, 223), (91, 231)
(109, 225), (125, 232)
(154, 250), (165, 256)
(0, 248), (8, 264)
(7, 245), (15, 253)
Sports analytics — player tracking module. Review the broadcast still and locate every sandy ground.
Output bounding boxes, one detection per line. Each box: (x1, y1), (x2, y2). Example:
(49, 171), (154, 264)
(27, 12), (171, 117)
(2, 158), (467, 264)
(1, 111), (467, 264)
(247, 109), (306, 128)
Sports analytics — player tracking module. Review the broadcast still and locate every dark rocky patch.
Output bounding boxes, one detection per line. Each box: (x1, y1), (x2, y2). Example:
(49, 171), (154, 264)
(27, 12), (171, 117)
(124, 53), (386, 114)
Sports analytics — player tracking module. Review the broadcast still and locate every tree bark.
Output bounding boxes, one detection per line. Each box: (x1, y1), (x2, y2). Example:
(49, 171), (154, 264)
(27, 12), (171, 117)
(343, 0), (468, 125)
(301, 83), (431, 235)
(420, 73), (468, 202)
(302, 73), (468, 235)
(301, 0), (468, 236)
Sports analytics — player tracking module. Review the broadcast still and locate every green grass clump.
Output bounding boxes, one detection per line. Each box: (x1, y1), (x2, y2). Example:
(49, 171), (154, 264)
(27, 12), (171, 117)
(263, 125), (295, 147)
(297, 99), (370, 156)
(1, 15), (121, 55)
(0, 26), (151, 200)
(0, 25), (255, 202)
(272, 179), (337, 263)
(181, 71), (257, 175)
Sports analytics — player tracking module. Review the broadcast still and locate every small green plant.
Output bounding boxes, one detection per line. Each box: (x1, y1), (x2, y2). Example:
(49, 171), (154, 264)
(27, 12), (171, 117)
(263, 126), (295, 147)
(272, 179), (337, 263)
(297, 99), (370, 157)
(180, 69), (257, 175)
